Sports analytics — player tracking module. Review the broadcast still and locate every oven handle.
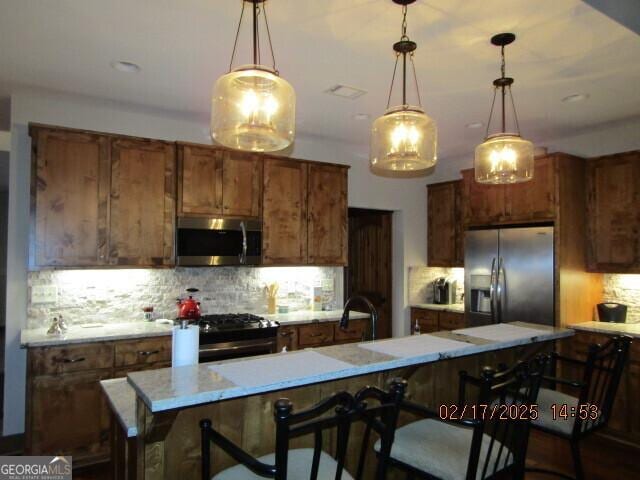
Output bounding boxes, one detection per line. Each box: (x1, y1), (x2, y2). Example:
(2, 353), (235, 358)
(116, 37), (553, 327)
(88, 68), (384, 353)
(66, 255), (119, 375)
(199, 339), (276, 356)
(239, 221), (247, 265)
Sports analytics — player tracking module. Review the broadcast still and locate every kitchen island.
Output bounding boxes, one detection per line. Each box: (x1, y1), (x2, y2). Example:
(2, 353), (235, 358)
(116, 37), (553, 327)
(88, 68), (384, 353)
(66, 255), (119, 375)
(109, 321), (571, 479)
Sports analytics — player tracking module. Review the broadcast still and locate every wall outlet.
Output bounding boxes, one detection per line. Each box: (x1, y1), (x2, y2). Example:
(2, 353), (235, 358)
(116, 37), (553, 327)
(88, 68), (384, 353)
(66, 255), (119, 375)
(31, 285), (58, 304)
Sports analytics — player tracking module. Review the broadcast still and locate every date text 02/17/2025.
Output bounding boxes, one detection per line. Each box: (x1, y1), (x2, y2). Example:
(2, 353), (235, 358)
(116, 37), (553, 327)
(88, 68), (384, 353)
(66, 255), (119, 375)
(438, 403), (600, 422)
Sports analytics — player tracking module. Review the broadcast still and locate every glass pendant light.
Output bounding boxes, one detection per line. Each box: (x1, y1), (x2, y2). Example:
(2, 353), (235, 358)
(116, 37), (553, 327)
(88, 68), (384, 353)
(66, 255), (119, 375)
(370, 0), (437, 174)
(211, 0), (295, 152)
(475, 33), (533, 184)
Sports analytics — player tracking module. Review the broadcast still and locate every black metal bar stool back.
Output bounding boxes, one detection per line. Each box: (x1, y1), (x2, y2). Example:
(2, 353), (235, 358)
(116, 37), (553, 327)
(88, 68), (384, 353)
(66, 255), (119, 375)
(200, 378), (407, 480)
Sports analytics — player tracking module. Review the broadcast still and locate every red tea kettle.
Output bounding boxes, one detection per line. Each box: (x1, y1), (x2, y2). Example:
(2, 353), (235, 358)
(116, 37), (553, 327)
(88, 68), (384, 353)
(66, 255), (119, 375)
(176, 288), (201, 320)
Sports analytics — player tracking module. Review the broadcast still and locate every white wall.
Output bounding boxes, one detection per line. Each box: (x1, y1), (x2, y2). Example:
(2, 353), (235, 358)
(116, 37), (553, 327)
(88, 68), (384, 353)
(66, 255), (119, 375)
(3, 88), (429, 435)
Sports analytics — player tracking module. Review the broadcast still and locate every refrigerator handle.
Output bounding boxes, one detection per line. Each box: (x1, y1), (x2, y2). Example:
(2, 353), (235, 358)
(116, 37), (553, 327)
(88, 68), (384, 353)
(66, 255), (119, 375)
(496, 257), (504, 323)
(489, 257), (497, 322)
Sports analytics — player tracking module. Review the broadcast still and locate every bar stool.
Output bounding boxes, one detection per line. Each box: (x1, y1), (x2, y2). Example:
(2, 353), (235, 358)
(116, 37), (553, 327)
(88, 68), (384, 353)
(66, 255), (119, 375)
(377, 356), (548, 480)
(527, 335), (631, 480)
(200, 378), (407, 480)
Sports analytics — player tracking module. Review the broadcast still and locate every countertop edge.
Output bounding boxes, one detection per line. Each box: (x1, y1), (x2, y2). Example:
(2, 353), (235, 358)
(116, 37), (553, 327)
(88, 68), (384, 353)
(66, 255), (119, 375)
(568, 321), (640, 338)
(129, 326), (573, 413)
(21, 327), (172, 348)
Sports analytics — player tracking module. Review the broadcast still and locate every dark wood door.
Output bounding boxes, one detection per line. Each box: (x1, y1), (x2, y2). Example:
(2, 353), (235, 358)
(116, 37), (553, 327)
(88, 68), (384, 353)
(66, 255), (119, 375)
(177, 144), (223, 216)
(504, 155), (557, 221)
(109, 138), (176, 266)
(427, 181), (463, 267)
(29, 370), (112, 464)
(31, 127), (110, 267)
(346, 208), (392, 339)
(587, 151), (640, 272)
(307, 164), (348, 265)
(262, 158), (307, 264)
(222, 151), (262, 218)
(461, 168), (506, 226)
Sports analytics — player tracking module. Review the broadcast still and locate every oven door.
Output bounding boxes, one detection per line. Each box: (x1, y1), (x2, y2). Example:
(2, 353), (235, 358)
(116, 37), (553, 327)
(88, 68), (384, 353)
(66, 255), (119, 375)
(177, 217), (261, 266)
(199, 337), (277, 363)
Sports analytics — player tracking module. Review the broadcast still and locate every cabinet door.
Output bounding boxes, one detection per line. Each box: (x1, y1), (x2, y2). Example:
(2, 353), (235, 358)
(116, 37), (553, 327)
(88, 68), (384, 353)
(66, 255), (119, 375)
(461, 169), (506, 226)
(428, 181), (462, 267)
(222, 151), (262, 218)
(307, 164), (348, 265)
(587, 152), (640, 272)
(410, 308), (439, 334)
(109, 138), (176, 266)
(504, 155), (557, 221)
(277, 326), (299, 352)
(262, 158), (308, 264)
(178, 144), (223, 216)
(334, 319), (368, 343)
(28, 370), (112, 463)
(439, 311), (466, 331)
(298, 323), (334, 347)
(31, 127), (110, 267)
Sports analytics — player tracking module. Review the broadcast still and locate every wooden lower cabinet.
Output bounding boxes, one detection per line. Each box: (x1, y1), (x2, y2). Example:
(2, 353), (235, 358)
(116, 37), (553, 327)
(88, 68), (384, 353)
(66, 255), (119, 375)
(411, 307), (467, 334)
(28, 370), (112, 465)
(276, 325), (299, 352)
(26, 336), (172, 466)
(333, 318), (368, 343)
(298, 323), (335, 347)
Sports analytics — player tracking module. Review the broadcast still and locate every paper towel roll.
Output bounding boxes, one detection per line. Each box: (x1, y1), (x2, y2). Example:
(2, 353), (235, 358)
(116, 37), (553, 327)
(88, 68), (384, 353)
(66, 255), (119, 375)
(172, 325), (199, 367)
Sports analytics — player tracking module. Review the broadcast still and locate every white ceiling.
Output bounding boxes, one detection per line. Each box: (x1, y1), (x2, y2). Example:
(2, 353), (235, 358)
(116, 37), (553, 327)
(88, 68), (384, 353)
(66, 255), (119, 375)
(0, 0), (639, 161)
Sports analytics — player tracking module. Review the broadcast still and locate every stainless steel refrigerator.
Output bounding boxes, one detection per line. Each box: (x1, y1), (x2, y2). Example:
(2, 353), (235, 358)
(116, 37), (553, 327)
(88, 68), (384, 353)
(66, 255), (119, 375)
(464, 226), (554, 327)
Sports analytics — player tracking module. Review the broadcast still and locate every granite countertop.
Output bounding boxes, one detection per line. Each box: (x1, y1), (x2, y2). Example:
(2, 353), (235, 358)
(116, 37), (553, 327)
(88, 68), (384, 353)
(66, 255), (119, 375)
(569, 321), (640, 338)
(127, 321), (572, 413)
(20, 321), (174, 348)
(101, 378), (138, 437)
(410, 303), (465, 314)
(264, 309), (369, 325)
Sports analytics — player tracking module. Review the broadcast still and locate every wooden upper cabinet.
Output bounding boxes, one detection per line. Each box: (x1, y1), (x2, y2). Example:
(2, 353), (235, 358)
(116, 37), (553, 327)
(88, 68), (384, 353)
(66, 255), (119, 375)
(31, 127), (110, 267)
(427, 181), (463, 267)
(109, 138), (176, 266)
(461, 169), (506, 225)
(504, 155), (557, 221)
(222, 150), (262, 218)
(307, 164), (348, 265)
(587, 151), (640, 272)
(262, 158), (308, 264)
(461, 155), (558, 226)
(178, 144), (223, 216)
(177, 144), (262, 218)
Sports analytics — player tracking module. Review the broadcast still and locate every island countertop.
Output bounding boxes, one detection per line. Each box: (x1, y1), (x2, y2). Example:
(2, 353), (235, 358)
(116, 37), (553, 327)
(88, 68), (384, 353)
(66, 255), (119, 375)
(127, 321), (572, 413)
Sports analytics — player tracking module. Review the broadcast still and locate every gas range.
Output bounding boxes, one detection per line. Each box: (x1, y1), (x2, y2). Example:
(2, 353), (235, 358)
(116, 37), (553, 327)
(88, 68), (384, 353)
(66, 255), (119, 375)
(197, 313), (280, 363)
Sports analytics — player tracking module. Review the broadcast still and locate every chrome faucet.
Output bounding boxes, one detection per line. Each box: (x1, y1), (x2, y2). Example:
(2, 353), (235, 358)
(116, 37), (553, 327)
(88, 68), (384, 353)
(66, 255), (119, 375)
(340, 294), (378, 341)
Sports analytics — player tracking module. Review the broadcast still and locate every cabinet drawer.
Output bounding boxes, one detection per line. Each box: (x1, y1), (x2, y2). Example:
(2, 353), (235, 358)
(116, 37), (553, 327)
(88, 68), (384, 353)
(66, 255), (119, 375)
(411, 308), (439, 333)
(114, 337), (172, 368)
(298, 323), (334, 347)
(277, 326), (299, 352)
(439, 312), (466, 331)
(30, 343), (114, 375)
(334, 319), (368, 343)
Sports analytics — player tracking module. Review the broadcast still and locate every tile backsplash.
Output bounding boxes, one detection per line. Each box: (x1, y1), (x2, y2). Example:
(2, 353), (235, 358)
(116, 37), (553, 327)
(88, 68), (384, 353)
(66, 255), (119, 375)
(602, 274), (640, 323)
(408, 266), (465, 304)
(27, 267), (343, 328)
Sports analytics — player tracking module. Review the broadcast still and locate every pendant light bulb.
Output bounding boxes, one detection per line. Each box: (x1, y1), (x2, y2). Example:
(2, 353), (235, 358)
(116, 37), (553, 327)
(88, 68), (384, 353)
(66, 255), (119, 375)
(211, 0), (295, 152)
(474, 33), (533, 184)
(370, 0), (437, 174)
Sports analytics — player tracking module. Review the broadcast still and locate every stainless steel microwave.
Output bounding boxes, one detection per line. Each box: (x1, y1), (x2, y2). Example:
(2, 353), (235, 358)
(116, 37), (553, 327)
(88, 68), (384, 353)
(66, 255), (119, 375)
(176, 217), (262, 266)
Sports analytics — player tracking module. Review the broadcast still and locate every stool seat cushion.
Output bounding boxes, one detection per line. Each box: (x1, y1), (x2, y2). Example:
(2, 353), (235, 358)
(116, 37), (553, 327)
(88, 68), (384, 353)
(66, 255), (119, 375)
(374, 418), (513, 480)
(532, 387), (602, 436)
(212, 448), (355, 480)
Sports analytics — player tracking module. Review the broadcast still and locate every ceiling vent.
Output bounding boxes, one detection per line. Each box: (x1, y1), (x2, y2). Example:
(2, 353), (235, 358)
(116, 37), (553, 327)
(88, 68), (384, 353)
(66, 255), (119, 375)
(324, 84), (367, 100)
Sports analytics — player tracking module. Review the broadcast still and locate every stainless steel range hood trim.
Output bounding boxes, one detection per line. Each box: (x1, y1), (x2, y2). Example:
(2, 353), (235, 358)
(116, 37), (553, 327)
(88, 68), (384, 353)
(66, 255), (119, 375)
(177, 255), (261, 267)
(177, 216), (262, 231)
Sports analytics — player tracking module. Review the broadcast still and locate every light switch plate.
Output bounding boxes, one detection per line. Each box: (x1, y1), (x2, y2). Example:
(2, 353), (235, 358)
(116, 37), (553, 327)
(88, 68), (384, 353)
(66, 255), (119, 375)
(31, 285), (58, 304)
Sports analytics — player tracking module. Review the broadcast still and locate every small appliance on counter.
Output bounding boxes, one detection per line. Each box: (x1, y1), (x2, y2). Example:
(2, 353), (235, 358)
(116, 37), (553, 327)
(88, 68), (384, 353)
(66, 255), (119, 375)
(597, 303), (627, 323)
(433, 277), (457, 305)
(176, 288), (202, 323)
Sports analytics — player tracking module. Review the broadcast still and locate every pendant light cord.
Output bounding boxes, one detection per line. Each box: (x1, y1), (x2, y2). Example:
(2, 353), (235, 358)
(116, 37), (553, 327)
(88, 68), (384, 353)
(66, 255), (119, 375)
(228, 1), (246, 71)
(228, 0), (278, 73)
(509, 85), (522, 135)
(386, 54), (400, 109)
(484, 87), (498, 139)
